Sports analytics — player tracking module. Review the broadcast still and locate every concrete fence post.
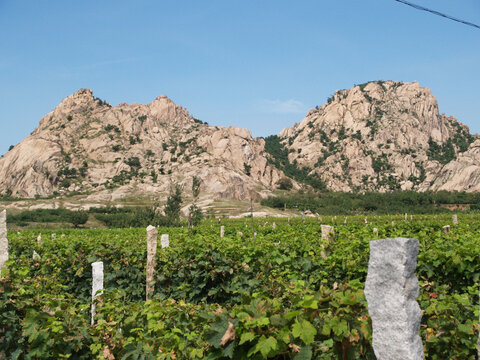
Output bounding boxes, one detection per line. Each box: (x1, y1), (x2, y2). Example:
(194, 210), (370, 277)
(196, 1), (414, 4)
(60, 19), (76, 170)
(0, 210), (8, 271)
(321, 225), (334, 240)
(146, 225), (158, 300)
(452, 214), (458, 225)
(364, 238), (424, 360)
(91, 261), (104, 325)
(220, 225), (225, 238)
(161, 234), (169, 249)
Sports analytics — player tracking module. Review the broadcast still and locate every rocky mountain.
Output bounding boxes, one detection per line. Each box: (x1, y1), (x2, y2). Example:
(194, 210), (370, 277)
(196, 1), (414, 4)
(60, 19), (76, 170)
(273, 81), (479, 192)
(1, 81), (479, 202)
(0, 89), (283, 201)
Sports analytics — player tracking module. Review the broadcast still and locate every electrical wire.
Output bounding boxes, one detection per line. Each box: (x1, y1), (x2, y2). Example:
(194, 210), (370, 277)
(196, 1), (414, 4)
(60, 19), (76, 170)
(393, 0), (480, 30)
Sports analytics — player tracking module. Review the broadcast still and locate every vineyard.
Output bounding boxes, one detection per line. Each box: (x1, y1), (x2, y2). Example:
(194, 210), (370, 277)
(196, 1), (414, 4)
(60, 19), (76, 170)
(1, 214), (480, 359)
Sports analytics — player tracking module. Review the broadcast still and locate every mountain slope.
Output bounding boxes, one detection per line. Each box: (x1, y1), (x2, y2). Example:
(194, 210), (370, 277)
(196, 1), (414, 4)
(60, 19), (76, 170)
(2, 81), (479, 203)
(272, 81), (478, 192)
(0, 89), (283, 200)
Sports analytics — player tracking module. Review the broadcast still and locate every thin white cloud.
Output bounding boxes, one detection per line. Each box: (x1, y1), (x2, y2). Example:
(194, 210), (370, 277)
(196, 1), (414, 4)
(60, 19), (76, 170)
(259, 99), (307, 114)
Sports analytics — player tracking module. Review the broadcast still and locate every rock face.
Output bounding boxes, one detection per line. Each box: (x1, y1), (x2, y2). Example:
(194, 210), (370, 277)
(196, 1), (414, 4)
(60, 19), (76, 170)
(0, 89), (283, 200)
(1, 81), (479, 200)
(277, 81), (478, 192)
(364, 238), (423, 360)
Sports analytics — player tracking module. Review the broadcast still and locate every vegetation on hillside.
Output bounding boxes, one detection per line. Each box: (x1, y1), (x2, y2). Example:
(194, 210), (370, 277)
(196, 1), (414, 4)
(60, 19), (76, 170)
(264, 135), (325, 191)
(261, 190), (480, 215)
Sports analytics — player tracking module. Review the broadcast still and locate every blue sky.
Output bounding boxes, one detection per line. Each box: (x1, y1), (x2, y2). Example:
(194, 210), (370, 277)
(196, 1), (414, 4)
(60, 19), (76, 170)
(1, 0), (479, 155)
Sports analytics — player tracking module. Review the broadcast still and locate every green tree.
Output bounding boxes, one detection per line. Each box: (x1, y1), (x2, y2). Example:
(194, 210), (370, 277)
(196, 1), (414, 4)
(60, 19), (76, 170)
(189, 176), (203, 227)
(68, 210), (89, 228)
(165, 183), (183, 224)
(276, 177), (293, 190)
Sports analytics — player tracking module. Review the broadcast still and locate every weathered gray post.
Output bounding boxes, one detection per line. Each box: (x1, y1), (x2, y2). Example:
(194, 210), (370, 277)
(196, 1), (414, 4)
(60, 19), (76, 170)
(146, 225), (158, 300)
(161, 234), (169, 249)
(365, 238), (424, 360)
(0, 210), (8, 271)
(321, 225), (334, 240)
(452, 214), (458, 225)
(220, 225), (225, 238)
(91, 261), (104, 325)
(478, 288), (480, 359)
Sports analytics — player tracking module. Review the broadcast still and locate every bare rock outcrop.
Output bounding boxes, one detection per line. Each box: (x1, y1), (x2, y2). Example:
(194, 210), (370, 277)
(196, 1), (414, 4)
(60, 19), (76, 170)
(0, 89), (283, 200)
(277, 81), (478, 192)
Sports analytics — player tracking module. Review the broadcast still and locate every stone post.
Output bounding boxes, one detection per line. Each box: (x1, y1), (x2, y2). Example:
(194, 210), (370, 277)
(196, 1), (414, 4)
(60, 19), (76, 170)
(91, 261), (104, 325)
(161, 234), (169, 249)
(220, 225), (225, 238)
(321, 225), (334, 240)
(0, 210), (7, 270)
(146, 225), (158, 300)
(404, 213), (408, 221)
(452, 214), (458, 225)
(364, 238), (424, 360)
(272, 222), (276, 230)
(37, 234), (42, 245)
(478, 286), (480, 359)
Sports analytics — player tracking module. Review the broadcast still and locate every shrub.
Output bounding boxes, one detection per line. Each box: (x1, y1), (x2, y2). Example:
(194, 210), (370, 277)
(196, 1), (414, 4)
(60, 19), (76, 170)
(276, 177), (293, 190)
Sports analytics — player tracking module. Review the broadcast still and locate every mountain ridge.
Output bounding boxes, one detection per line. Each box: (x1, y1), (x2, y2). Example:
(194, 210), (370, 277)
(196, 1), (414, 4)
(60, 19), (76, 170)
(1, 80), (480, 203)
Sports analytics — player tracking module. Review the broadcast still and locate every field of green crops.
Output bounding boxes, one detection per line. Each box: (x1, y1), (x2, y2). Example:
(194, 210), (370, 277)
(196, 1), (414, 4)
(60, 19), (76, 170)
(1, 214), (480, 359)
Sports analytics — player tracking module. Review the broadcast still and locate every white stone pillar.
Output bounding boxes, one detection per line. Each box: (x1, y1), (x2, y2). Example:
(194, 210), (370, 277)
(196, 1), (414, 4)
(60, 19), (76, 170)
(161, 234), (169, 249)
(91, 261), (104, 325)
(0, 210), (7, 270)
(452, 214), (458, 225)
(220, 225), (225, 238)
(321, 225), (334, 240)
(146, 225), (158, 300)
(365, 238), (424, 360)
(272, 222), (276, 230)
(37, 234), (42, 245)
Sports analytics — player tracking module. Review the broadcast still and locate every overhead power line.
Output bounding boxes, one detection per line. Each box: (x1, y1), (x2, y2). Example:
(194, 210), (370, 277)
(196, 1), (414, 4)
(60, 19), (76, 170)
(393, 0), (480, 30)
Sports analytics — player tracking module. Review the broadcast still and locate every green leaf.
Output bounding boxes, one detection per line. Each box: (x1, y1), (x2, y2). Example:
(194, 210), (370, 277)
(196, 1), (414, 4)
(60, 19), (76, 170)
(239, 332), (255, 345)
(257, 336), (278, 358)
(292, 320), (317, 345)
(293, 345), (312, 360)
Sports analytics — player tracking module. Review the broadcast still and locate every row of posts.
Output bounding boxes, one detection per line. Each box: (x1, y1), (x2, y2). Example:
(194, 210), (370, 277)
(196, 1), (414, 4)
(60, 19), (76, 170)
(0, 210), (474, 358)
